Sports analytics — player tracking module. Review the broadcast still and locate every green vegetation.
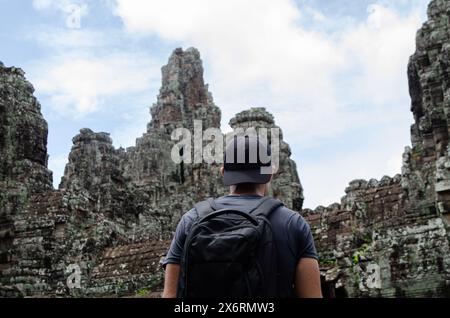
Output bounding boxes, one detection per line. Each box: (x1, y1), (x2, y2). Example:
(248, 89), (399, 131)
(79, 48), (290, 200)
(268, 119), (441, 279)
(319, 258), (337, 266)
(136, 288), (149, 297)
(352, 243), (370, 265)
(134, 271), (165, 297)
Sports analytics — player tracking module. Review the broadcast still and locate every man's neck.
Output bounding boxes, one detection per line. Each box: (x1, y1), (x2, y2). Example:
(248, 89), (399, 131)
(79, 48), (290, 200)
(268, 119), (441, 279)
(230, 187), (266, 197)
(230, 192), (263, 197)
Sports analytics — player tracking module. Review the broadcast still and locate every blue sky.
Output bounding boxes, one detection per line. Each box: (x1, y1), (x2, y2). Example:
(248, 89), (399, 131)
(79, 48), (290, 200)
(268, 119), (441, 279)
(0, 0), (431, 209)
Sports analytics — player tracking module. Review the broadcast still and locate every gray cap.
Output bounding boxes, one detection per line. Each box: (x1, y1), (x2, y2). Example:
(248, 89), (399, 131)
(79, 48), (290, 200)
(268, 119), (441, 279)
(223, 135), (272, 186)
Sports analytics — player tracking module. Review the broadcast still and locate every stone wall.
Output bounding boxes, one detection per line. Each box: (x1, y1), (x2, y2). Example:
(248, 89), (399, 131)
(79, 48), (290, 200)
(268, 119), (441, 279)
(304, 175), (450, 297)
(87, 241), (169, 297)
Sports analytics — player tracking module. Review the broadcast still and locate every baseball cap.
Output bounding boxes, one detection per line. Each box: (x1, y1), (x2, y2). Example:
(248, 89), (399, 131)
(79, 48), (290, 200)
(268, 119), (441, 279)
(223, 135), (272, 186)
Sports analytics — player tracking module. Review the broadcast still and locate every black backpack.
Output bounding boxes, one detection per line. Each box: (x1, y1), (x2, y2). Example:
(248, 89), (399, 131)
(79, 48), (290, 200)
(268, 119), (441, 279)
(177, 196), (284, 298)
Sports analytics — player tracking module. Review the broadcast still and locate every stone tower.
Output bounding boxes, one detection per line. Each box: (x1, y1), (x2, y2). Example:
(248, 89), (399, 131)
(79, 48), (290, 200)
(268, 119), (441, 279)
(149, 47), (221, 131)
(404, 0), (450, 219)
(305, 0), (450, 298)
(0, 64), (53, 297)
(229, 107), (304, 210)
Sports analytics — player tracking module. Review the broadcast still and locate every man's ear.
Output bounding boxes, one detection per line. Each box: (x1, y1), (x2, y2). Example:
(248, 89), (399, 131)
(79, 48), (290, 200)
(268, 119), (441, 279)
(220, 166), (225, 177)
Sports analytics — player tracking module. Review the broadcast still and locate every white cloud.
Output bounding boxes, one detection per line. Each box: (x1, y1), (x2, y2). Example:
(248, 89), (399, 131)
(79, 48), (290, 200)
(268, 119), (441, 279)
(112, 0), (423, 137)
(341, 4), (423, 105)
(113, 0), (343, 93)
(33, 0), (88, 29)
(29, 53), (159, 117)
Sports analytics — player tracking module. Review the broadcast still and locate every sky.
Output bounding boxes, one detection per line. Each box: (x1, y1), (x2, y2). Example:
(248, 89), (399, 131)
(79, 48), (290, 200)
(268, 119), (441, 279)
(0, 0), (431, 209)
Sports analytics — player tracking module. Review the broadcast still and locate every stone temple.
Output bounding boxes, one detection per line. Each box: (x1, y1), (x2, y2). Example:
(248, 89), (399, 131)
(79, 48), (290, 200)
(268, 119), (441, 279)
(0, 0), (450, 297)
(0, 47), (302, 297)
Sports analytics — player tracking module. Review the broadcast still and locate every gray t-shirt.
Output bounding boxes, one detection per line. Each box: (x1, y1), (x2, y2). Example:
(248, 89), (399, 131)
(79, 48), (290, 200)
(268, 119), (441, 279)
(163, 195), (318, 297)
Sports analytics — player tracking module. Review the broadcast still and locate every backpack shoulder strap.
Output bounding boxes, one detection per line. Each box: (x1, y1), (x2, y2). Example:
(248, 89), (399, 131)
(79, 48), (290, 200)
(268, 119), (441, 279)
(250, 197), (284, 218)
(194, 198), (217, 219)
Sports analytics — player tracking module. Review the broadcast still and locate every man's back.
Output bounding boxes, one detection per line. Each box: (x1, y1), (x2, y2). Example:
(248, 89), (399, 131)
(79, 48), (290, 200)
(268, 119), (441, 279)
(163, 195), (318, 297)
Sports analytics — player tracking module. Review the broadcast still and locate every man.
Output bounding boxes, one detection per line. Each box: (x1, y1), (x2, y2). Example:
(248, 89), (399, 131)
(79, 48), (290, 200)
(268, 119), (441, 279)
(162, 136), (322, 298)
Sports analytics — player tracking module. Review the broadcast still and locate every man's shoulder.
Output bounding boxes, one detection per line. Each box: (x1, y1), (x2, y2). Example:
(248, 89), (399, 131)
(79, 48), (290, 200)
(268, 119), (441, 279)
(271, 204), (310, 231)
(182, 208), (198, 221)
(188, 196), (305, 222)
(276, 204), (297, 216)
(179, 208), (198, 230)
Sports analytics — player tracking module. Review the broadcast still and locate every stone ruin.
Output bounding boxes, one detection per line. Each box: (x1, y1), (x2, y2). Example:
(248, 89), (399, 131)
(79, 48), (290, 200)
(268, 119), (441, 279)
(0, 47), (302, 297)
(0, 0), (450, 298)
(304, 0), (450, 297)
